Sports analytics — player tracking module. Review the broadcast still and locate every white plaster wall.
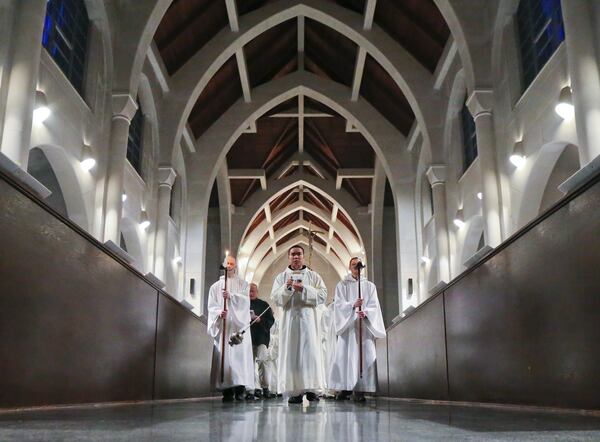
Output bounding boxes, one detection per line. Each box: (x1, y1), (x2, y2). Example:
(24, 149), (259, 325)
(414, 14), (582, 311)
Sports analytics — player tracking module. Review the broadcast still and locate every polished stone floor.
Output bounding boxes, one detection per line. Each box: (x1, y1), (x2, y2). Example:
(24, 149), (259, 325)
(1, 398), (599, 441)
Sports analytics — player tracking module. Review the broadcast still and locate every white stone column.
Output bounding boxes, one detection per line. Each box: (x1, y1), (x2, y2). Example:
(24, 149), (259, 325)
(467, 90), (503, 247)
(426, 165), (451, 283)
(102, 94), (138, 244)
(562, 0), (600, 164)
(0, 0), (46, 168)
(154, 166), (177, 281)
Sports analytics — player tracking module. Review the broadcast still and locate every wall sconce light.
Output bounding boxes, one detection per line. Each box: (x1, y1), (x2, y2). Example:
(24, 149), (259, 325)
(420, 256), (430, 265)
(555, 86), (574, 120)
(476, 192), (483, 200)
(33, 90), (51, 123)
(509, 141), (526, 168)
(453, 208), (465, 228)
(122, 193), (127, 202)
(80, 145), (96, 171)
(139, 210), (150, 230)
(173, 256), (182, 264)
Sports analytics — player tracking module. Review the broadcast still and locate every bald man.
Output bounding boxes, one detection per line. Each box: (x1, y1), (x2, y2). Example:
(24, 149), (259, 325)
(207, 255), (255, 402)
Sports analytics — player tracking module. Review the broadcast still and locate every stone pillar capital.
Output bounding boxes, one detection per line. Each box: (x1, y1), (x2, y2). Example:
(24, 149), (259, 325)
(426, 164), (447, 186)
(466, 89), (494, 119)
(111, 93), (138, 122)
(158, 166), (177, 188)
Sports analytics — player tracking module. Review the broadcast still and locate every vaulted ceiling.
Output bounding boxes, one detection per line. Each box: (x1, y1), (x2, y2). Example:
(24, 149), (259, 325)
(154, 0), (450, 277)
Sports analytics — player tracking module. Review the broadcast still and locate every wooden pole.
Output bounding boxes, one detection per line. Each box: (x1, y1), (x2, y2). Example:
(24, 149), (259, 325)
(357, 264), (363, 379)
(220, 267), (228, 384)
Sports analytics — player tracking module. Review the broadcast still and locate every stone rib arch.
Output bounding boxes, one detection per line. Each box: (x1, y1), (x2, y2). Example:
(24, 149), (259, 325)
(236, 173), (365, 254)
(241, 199), (361, 258)
(253, 237), (347, 287)
(110, 0), (172, 95)
(242, 220), (352, 277)
(433, 0), (494, 92)
(182, 72), (414, 312)
(30, 144), (90, 231)
(159, 0), (443, 164)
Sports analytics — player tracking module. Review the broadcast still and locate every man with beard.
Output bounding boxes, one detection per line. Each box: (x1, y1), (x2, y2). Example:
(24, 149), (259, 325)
(207, 255), (255, 401)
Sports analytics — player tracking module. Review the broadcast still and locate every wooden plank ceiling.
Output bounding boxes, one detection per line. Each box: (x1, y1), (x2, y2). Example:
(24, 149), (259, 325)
(154, 0), (449, 265)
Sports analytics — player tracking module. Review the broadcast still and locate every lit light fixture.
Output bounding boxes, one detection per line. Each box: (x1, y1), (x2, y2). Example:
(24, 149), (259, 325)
(173, 256), (182, 264)
(225, 250), (229, 258)
(453, 208), (465, 229)
(476, 192), (483, 200)
(33, 90), (51, 123)
(509, 141), (526, 168)
(139, 210), (150, 230)
(555, 86), (574, 120)
(420, 256), (431, 265)
(122, 193), (127, 202)
(80, 145), (96, 171)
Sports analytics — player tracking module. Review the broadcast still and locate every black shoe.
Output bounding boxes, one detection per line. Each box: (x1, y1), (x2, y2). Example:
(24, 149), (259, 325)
(254, 390), (263, 399)
(222, 394), (234, 402)
(335, 391), (351, 401)
(288, 395), (303, 404)
(306, 392), (320, 402)
(245, 393), (258, 401)
(353, 393), (366, 402)
(235, 392), (245, 401)
(262, 388), (275, 399)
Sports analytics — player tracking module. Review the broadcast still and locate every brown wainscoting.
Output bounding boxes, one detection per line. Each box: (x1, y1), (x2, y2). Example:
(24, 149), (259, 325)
(386, 295), (449, 400)
(376, 336), (389, 396)
(385, 176), (600, 410)
(154, 294), (213, 399)
(444, 175), (600, 409)
(0, 172), (213, 409)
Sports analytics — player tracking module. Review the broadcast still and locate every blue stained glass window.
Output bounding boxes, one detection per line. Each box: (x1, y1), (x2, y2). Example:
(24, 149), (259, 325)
(127, 103), (144, 177)
(461, 100), (478, 173)
(517, 0), (565, 90)
(42, 0), (90, 95)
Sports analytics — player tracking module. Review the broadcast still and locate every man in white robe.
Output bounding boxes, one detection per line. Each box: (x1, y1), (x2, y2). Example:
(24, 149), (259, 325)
(266, 318), (279, 394)
(207, 255), (255, 401)
(271, 245), (327, 403)
(319, 300), (337, 398)
(328, 257), (386, 402)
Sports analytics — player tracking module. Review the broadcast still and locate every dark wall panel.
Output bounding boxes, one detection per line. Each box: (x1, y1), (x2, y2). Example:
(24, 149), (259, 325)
(444, 179), (600, 409)
(154, 296), (213, 399)
(387, 295), (448, 400)
(376, 337), (389, 396)
(0, 178), (158, 408)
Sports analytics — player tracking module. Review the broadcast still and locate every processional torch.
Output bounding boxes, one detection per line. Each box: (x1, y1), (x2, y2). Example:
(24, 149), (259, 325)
(219, 251), (229, 384)
(356, 261), (366, 379)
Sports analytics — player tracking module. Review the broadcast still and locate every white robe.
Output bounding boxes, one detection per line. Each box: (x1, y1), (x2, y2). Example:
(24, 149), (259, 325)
(207, 275), (254, 390)
(318, 303), (337, 390)
(328, 275), (386, 392)
(267, 319), (279, 393)
(271, 266), (327, 395)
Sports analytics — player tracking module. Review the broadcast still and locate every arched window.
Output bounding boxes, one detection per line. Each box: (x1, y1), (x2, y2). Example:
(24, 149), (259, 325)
(42, 0), (90, 94)
(461, 100), (478, 173)
(516, 0), (565, 91)
(127, 102), (144, 177)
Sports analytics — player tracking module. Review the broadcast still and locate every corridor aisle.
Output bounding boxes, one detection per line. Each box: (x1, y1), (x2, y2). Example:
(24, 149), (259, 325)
(1, 398), (599, 441)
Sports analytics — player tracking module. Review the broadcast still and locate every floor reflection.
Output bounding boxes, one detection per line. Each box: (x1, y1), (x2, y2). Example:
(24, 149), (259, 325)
(0, 398), (598, 441)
